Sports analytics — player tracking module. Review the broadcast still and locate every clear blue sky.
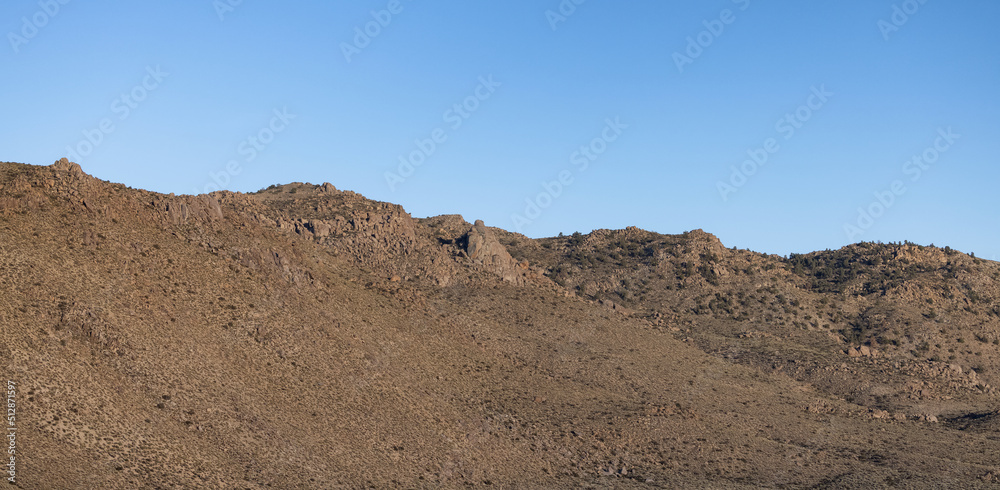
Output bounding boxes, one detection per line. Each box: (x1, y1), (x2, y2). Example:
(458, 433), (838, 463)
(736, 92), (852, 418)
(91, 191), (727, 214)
(3, 1), (998, 259)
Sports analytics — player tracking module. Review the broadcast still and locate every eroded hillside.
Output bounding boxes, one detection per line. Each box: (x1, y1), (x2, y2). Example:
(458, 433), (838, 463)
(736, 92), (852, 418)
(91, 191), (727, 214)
(1, 159), (998, 488)
(498, 227), (1000, 425)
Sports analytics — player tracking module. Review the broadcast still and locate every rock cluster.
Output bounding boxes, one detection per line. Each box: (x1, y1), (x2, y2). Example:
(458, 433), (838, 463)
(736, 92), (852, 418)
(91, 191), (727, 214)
(846, 345), (879, 358)
(161, 195), (224, 226)
(463, 220), (526, 285)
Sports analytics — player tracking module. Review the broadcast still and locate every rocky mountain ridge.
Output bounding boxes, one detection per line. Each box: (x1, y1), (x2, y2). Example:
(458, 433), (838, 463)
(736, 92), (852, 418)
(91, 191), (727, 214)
(2, 159), (998, 488)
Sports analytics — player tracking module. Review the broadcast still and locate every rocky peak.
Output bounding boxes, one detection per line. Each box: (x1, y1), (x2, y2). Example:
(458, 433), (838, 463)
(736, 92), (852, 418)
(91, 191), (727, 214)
(464, 219), (526, 285)
(50, 157), (86, 180)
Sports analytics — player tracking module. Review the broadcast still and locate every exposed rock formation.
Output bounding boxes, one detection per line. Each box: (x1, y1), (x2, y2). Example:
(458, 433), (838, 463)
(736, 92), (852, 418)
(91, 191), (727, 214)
(5, 158), (1000, 487)
(463, 220), (525, 285)
(162, 195), (224, 226)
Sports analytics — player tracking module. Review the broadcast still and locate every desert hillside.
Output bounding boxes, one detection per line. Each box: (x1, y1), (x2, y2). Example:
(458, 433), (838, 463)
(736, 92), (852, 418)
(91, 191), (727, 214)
(2, 159), (998, 488)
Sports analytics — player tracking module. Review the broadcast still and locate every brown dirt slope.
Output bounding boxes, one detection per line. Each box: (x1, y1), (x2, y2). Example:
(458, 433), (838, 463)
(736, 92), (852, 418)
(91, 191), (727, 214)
(1, 159), (998, 488)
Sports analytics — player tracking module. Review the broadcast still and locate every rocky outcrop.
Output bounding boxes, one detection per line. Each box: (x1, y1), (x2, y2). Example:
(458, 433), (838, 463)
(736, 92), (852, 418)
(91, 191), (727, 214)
(161, 194), (224, 226)
(464, 220), (525, 285)
(51, 157), (87, 180)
